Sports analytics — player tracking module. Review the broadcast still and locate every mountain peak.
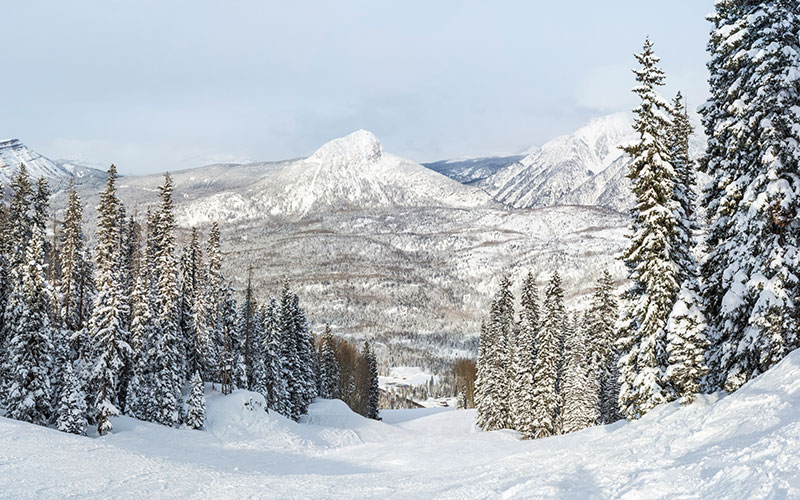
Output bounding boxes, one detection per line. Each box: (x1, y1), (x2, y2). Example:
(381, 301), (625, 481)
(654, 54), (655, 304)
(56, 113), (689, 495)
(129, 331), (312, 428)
(0, 138), (71, 184)
(310, 129), (384, 166)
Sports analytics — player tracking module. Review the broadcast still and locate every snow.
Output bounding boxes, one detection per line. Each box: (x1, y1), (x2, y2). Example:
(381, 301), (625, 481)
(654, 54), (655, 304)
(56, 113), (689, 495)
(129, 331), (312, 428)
(2, 349), (800, 498)
(0, 139), (72, 185)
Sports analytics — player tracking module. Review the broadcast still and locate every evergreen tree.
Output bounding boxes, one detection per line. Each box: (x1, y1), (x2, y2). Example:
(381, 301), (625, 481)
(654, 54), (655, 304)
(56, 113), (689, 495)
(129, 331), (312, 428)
(530, 271), (565, 438)
(56, 361), (88, 435)
(88, 165), (131, 435)
(700, 0), (800, 392)
(586, 271), (620, 424)
(185, 371), (205, 430)
(562, 317), (599, 433)
(513, 271), (538, 438)
(151, 173), (184, 427)
(617, 38), (679, 420)
(4, 223), (54, 425)
(183, 228), (203, 378)
(58, 179), (91, 332)
(318, 323), (341, 399)
(262, 297), (287, 413)
(364, 342), (380, 420)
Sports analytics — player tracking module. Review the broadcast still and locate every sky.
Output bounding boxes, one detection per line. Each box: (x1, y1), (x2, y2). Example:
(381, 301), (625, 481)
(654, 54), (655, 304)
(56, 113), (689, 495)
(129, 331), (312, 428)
(0, 1), (714, 175)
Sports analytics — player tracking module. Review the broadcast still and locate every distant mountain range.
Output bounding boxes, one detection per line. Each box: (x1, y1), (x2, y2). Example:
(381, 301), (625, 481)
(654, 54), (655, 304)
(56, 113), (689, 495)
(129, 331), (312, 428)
(1, 116), (677, 364)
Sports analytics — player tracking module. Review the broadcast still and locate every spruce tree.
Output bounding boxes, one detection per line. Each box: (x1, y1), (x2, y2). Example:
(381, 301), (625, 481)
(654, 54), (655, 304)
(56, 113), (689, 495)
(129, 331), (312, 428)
(262, 297), (287, 413)
(318, 323), (341, 399)
(586, 271), (620, 423)
(530, 271), (565, 438)
(88, 165), (131, 435)
(58, 179), (91, 332)
(185, 371), (206, 430)
(4, 223), (54, 425)
(513, 271), (538, 438)
(56, 361), (88, 435)
(562, 316), (599, 433)
(700, 0), (800, 392)
(364, 342), (380, 420)
(617, 38), (679, 420)
(151, 173), (184, 426)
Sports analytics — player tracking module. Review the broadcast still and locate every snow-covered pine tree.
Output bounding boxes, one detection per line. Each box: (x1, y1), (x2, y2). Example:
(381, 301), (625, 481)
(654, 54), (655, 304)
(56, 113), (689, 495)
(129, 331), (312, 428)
(219, 285), (238, 395)
(185, 371), (205, 430)
(151, 173), (184, 427)
(238, 268), (257, 388)
(58, 179), (91, 332)
(530, 271), (565, 438)
(513, 271), (538, 438)
(318, 323), (341, 399)
(4, 216), (54, 425)
(278, 280), (301, 418)
(665, 92), (709, 404)
(195, 223), (225, 384)
(700, 0), (800, 392)
(492, 276), (514, 428)
(0, 165), (33, 394)
(183, 228), (203, 378)
(249, 304), (268, 395)
(292, 293), (317, 414)
(585, 270), (620, 424)
(617, 38), (679, 420)
(474, 320), (490, 429)
(56, 361), (88, 435)
(262, 297), (287, 413)
(127, 267), (157, 421)
(562, 315), (599, 433)
(88, 165), (132, 435)
(364, 342), (380, 420)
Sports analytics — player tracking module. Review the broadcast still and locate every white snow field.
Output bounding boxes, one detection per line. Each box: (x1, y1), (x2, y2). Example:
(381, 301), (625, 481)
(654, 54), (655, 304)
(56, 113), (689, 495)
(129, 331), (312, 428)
(2, 350), (800, 499)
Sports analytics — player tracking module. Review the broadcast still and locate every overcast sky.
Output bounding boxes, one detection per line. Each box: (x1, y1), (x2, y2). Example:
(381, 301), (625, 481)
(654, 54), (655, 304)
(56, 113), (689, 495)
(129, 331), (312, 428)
(0, 1), (713, 175)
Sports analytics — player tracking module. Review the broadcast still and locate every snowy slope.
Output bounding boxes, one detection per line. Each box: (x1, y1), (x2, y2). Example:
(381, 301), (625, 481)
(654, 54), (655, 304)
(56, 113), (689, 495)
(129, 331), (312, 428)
(0, 139), (72, 185)
(175, 130), (497, 224)
(478, 113), (636, 211)
(2, 348), (799, 498)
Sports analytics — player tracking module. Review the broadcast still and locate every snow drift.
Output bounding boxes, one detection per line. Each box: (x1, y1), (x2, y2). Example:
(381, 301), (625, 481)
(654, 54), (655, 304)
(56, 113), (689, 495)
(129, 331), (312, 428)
(2, 349), (800, 498)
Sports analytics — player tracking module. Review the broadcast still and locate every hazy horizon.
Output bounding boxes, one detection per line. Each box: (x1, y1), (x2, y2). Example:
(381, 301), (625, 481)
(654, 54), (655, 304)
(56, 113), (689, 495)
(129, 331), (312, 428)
(1, 1), (713, 175)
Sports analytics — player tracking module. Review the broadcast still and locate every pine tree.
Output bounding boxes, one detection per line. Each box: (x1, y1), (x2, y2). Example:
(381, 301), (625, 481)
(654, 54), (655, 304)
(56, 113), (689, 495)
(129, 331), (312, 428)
(195, 223), (225, 383)
(262, 297), (286, 413)
(665, 93), (709, 404)
(151, 173), (184, 427)
(562, 316), (599, 433)
(185, 371), (206, 430)
(513, 272), (538, 438)
(318, 324), (341, 399)
(88, 165), (131, 435)
(617, 38), (679, 420)
(700, 0), (800, 392)
(58, 179), (91, 332)
(4, 223), (54, 425)
(530, 271), (565, 438)
(238, 268), (257, 387)
(183, 228), (203, 378)
(56, 361), (88, 435)
(364, 342), (380, 420)
(586, 271), (620, 424)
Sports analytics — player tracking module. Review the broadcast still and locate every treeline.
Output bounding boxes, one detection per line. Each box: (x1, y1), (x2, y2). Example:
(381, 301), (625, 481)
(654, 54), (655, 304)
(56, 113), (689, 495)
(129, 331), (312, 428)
(477, 4), (800, 438)
(0, 164), (380, 437)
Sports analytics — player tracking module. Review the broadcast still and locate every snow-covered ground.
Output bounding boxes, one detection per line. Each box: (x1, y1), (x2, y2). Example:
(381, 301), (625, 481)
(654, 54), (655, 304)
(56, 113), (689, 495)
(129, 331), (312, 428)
(2, 349), (800, 499)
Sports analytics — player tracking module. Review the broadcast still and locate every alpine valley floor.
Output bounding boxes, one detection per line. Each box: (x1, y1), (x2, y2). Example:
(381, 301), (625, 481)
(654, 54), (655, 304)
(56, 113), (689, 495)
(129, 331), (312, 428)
(2, 349), (799, 499)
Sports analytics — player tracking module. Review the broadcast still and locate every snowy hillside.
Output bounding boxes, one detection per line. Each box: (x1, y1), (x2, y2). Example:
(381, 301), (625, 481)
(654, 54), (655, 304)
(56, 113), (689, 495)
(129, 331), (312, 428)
(475, 113), (707, 212)
(478, 113), (637, 211)
(0, 139), (72, 185)
(58, 131), (629, 366)
(2, 348), (799, 498)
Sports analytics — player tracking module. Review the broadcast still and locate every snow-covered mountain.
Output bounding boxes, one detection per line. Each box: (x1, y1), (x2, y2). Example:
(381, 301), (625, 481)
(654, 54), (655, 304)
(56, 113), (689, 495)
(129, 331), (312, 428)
(422, 155), (524, 185)
(475, 113), (707, 212)
(478, 113), (637, 211)
(58, 129), (628, 367)
(0, 139), (72, 185)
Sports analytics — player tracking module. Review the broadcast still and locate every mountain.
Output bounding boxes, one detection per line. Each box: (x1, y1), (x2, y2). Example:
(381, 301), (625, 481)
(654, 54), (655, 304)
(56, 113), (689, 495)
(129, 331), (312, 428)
(478, 113), (637, 211)
(476, 113), (708, 212)
(422, 155), (524, 185)
(61, 129), (628, 368)
(0, 139), (72, 185)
